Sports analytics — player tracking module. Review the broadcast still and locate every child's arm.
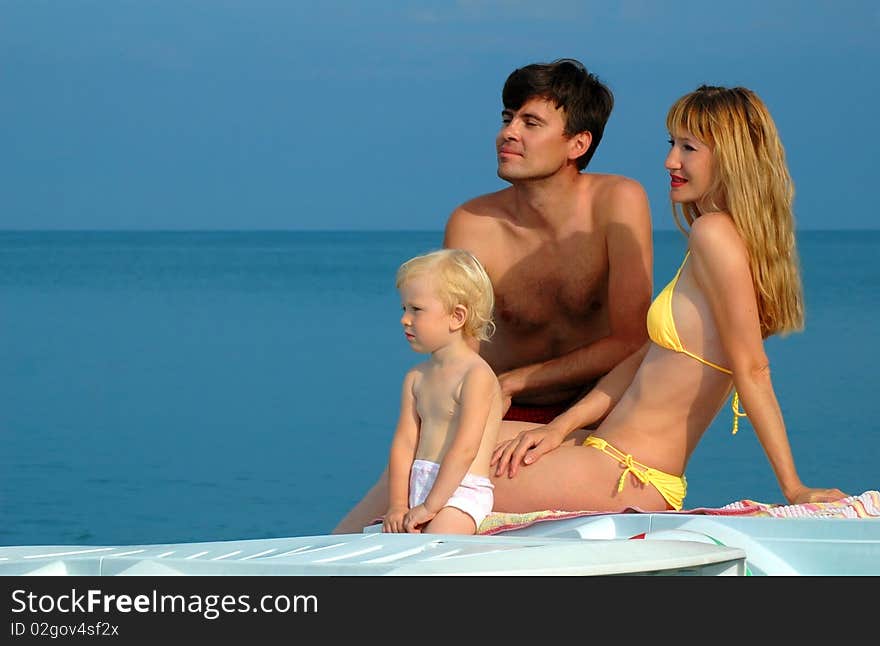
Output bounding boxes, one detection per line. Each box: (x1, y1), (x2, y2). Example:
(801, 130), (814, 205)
(404, 364), (499, 531)
(383, 369), (421, 533)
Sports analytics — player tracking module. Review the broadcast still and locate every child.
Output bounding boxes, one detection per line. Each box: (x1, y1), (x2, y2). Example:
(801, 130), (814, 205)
(383, 249), (502, 535)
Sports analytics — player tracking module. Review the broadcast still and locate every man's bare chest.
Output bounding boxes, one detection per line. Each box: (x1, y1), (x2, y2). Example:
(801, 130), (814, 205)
(491, 252), (608, 330)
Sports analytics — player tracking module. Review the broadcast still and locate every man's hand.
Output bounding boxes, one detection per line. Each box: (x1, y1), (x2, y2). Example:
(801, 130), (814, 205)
(500, 392), (512, 418)
(498, 369), (525, 404)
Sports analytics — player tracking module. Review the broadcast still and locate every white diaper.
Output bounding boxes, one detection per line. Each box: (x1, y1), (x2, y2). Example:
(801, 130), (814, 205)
(409, 459), (494, 528)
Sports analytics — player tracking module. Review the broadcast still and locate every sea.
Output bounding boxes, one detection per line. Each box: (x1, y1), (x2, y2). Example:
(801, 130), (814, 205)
(1, 229), (877, 547)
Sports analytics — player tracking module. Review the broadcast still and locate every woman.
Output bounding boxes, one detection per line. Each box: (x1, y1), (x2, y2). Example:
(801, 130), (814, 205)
(490, 85), (846, 512)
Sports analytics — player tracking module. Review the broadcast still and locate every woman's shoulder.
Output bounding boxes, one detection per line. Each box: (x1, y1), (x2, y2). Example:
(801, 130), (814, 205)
(689, 213), (745, 256)
(688, 213), (750, 277)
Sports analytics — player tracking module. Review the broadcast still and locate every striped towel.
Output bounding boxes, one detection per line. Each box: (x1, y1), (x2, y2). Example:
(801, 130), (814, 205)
(477, 489), (880, 535)
(714, 489), (880, 519)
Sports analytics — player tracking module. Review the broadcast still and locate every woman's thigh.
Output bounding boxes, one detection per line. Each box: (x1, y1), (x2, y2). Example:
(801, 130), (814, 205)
(490, 443), (668, 513)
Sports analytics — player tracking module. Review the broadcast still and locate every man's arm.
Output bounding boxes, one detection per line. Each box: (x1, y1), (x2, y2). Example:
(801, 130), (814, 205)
(495, 179), (653, 400)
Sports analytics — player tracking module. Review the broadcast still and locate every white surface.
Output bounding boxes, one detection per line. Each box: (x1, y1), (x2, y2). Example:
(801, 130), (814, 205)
(490, 513), (880, 575)
(0, 532), (746, 576)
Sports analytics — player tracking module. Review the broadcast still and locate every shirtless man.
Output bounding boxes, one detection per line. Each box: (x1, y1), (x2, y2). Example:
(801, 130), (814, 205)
(332, 58), (652, 534)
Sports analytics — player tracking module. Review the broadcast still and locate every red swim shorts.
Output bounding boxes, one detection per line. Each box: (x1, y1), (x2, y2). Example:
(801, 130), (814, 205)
(503, 402), (571, 425)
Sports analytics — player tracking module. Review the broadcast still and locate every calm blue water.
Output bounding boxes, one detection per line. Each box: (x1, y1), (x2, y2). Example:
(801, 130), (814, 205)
(1, 230), (877, 546)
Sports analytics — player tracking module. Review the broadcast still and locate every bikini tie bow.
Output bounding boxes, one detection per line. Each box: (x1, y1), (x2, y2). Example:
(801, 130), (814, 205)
(617, 454), (650, 492)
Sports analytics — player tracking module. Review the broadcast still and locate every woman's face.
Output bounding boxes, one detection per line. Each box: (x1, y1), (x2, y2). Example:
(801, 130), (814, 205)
(665, 128), (716, 211)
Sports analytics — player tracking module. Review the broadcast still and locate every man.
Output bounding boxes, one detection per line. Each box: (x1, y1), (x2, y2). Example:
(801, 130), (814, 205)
(332, 58), (652, 534)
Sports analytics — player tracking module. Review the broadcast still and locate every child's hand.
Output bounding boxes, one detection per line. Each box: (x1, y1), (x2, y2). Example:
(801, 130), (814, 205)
(382, 506), (409, 533)
(403, 504), (435, 533)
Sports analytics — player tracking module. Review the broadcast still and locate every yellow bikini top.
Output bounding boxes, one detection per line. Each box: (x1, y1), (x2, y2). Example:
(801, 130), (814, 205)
(646, 251), (746, 433)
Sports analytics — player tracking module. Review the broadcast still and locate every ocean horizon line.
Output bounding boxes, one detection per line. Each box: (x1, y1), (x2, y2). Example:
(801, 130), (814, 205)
(1, 228), (878, 234)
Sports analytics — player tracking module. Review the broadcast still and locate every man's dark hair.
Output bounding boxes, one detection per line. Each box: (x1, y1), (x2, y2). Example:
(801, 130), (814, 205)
(502, 58), (614, 170)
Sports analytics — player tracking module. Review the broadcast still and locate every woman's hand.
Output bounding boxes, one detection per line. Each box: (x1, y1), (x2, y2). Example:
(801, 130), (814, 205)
(491, 425), (565, 479)
(787, 486), (849, 505)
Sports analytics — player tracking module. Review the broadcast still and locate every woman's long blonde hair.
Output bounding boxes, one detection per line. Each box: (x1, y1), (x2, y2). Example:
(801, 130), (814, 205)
(666, 85), (804, 337)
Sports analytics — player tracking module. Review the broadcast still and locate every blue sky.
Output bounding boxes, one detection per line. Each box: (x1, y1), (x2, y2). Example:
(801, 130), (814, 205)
(2, 1), (878, 231)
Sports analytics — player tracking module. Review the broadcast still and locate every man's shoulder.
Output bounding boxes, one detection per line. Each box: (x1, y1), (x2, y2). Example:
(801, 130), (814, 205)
(445, 187), (512, 238)
(581, 172), (647, 200)
(581, 172), (650, 224)
(451, 187), (512, 217)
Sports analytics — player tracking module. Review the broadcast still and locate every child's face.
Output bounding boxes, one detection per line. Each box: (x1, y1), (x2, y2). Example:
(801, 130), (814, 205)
(399, 275), (455, 354)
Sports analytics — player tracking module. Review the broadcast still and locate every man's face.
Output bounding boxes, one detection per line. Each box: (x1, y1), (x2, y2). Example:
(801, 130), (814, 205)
(496, 96), (572, 182)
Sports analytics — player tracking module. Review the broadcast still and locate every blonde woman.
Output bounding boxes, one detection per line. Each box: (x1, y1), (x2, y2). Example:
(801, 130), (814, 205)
(491, 86), (846, 512)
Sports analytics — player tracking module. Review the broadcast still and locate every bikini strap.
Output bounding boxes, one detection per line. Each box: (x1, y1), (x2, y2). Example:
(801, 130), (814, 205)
(731, 390), (747, 435)
(585, 437), (651, 492)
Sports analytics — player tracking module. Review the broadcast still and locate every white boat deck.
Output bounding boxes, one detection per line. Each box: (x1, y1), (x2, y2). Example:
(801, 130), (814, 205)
(4, 511), (878, 576)
(0, 532), (747, 576)
(491, 513), (880, 576)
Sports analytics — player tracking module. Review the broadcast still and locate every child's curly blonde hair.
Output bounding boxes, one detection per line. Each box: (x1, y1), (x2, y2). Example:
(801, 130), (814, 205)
(396, 249), (495, 342)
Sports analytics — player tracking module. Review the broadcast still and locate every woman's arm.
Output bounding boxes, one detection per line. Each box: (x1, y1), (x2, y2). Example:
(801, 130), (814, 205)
(492, 341), (650, 478)
(690, 214), (846, 504)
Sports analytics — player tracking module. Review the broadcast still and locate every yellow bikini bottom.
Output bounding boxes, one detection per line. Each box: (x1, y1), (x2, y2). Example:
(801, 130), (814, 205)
(583, 436), (687, 511)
